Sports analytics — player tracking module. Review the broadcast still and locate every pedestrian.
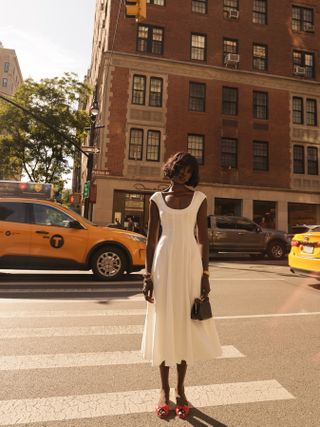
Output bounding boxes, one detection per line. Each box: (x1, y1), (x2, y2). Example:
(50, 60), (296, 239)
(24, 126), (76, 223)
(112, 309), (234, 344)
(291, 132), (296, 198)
(141, 152), (222, 419)
(126, 216), (134, 231)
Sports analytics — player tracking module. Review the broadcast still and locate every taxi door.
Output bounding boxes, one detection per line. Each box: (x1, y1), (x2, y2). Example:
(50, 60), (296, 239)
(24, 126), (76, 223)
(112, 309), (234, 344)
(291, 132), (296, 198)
(0, 201), (31, 259)
(28, 202), (88, 266)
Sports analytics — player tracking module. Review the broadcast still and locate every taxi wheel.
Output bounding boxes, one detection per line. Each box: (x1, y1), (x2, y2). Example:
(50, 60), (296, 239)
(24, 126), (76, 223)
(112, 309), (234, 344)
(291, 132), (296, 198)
(266, 241), (286, 260)
(91, 246), (127, 281)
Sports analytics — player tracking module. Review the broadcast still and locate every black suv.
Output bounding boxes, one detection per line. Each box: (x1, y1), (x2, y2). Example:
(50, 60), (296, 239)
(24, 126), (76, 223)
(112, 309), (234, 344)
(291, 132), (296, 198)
(207, 215), (289, 260)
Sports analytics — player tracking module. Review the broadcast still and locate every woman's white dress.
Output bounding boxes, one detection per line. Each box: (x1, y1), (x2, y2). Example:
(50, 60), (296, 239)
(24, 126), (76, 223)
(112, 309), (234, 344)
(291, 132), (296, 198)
(141, 190), (222, 367)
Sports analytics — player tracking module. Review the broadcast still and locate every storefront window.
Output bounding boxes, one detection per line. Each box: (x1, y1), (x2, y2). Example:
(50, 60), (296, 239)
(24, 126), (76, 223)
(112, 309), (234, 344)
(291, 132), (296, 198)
(214, 198), (241, 216)
(253, 200), (276, 229)
(288, 202), (319, 232)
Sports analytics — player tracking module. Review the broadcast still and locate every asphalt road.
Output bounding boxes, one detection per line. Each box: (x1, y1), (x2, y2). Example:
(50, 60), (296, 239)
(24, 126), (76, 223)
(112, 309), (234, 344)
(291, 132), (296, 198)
(0, 257), (319, 427)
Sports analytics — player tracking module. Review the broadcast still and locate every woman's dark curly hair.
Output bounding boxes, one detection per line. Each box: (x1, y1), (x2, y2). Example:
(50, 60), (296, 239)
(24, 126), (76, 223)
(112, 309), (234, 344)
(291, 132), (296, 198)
(163, 152), (199, 187)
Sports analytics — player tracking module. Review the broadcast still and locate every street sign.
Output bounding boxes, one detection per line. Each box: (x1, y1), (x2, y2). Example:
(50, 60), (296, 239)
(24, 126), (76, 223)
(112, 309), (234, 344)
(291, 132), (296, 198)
(81, 145), (100, 154)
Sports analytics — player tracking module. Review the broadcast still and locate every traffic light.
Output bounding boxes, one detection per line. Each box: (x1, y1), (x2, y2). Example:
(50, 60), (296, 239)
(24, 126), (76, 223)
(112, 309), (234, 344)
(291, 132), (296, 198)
(125, 0), (146, 22)
(83, 181), (90, 199)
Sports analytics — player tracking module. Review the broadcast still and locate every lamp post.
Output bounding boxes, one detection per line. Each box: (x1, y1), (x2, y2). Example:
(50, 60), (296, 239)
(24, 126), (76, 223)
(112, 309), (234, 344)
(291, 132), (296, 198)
(83, 93), (99, 219)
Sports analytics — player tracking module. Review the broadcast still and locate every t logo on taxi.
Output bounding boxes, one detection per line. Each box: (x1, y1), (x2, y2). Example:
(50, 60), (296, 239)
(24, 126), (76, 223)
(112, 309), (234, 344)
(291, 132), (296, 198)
(50, 235), (64, 249)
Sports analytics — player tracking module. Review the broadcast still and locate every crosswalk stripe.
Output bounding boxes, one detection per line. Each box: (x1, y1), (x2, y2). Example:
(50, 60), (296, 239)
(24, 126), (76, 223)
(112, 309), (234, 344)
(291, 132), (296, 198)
(0, 346), (244, 371)
(0, 296), (145, 303)
(0, 309), (146, 318)
(0, 325), (144, 338)
(0, 287), (141, 293)
(0, 380), (294, 425)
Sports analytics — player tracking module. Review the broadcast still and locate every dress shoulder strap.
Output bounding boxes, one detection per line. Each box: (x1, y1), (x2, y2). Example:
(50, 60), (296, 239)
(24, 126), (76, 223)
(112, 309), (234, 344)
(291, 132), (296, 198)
(149, 191), (160, 205)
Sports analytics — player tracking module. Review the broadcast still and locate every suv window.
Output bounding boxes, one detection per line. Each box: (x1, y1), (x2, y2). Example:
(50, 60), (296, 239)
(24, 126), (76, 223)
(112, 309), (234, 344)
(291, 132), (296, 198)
(0, 202), (26, 223)
(216, 217), (237, 229)
(235, 218), (257, 231)
(32, 204), (74, 228)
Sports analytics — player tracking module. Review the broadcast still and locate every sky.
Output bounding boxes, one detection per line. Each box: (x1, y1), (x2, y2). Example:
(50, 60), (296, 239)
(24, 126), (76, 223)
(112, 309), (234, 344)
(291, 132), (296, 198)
(0, 0), (96, 81)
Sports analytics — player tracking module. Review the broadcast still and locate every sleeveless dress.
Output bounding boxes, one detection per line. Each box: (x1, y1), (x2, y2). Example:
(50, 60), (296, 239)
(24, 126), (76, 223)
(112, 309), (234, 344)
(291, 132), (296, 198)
(141, 190), (222, 367)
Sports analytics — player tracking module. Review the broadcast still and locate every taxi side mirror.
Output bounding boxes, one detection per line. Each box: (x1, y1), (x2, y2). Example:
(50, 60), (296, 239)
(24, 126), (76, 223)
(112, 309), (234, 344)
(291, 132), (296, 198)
(68, 220), (83, 229)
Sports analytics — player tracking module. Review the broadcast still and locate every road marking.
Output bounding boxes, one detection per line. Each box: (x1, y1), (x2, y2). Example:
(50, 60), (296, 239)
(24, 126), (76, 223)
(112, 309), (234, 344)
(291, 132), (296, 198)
(0, 281), (142, 286)
(0, 324), (144, 338)
(0, 380), (294, 425)
(0, 346), (244, 371)
(215, 312), (320, 320)
(0, 296), (145, 303)
(0, 287), (141, 293)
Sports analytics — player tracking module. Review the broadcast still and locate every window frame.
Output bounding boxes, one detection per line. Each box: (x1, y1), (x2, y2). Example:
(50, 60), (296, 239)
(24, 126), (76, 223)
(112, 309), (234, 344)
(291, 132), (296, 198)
(191, 0), (208, 14)
(292, 5), (314, 32)
(146, 130), (161, 162)
(129, 128), (144, 161)
(221, 138), (238, 169)
(223, 38), (239, 65)
(252, 43), (268, 71)
(253, 91), (269, 120)
(190, 33), (207, 62)
(187, 134), (205, 165)
(253, 141), (269, 171)
(189, 82), (206, 112)
(222, 86), (238, 116)
(136, 24), (164, 55)
(307, 146), (318, 175)
(293, 145), (305, 174)
(306, 98), (317, 126)
(149, 77), (163, 107)
(132, 74), (146, 105)
(4, 62), (9, 73)
(292, 96), (304, 124)
(223, 0), (239, 14)
(252, 0), (267, 25)
(293, 50), (315, 79)
(2, 78), (8, 87)
(147, 0), (165, 5)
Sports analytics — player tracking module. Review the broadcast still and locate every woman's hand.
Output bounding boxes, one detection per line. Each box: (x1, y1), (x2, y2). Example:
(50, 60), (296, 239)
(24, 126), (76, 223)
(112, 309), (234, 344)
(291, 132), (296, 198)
(200, 275), (211, 299)
(142, 278), (154, 303)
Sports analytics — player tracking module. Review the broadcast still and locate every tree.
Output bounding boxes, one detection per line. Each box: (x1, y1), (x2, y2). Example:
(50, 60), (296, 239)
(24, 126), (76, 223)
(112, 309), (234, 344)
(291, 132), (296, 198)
(0, 73), (90, 185)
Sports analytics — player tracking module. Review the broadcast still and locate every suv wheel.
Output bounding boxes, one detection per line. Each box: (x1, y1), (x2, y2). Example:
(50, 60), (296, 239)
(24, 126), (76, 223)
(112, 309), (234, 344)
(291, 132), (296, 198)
(91, 246), (126, 280)
(266, 241), (286, 260)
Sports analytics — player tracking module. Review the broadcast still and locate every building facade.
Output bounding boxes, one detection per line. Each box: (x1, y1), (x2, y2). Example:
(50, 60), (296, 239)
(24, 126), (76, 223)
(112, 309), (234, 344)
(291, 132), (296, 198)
(0, 42), (23, 96)
(85, 0), (320, 232)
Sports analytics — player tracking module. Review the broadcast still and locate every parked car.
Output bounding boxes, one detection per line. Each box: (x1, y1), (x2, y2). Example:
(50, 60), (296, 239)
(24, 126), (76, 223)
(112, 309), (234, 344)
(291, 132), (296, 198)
(289, 231), (320, 279)
(207, 215), (289, 260)
(0, 198), (146, 280)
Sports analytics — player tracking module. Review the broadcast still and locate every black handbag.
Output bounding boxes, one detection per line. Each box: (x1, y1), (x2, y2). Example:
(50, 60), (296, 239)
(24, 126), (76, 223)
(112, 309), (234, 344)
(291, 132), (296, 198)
(191, 297), (213, 321)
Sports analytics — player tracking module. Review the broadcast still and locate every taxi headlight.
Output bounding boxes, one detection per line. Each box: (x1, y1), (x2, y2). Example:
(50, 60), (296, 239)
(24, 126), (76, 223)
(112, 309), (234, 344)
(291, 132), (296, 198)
(127, 234), (147, 244)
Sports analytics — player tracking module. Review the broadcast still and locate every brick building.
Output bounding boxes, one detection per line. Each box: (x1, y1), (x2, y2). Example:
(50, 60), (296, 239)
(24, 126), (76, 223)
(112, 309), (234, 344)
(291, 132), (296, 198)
(0, 42), (23, 96)
(84, 0), (320, 232)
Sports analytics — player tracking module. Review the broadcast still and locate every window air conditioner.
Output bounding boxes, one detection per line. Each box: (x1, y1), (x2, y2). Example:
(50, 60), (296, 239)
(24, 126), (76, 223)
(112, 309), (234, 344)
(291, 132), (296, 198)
(304, 23), (315, 32)
(228, 9), (239, 19)
(293, 65), (306, 76)
(225, 53), (240, 64)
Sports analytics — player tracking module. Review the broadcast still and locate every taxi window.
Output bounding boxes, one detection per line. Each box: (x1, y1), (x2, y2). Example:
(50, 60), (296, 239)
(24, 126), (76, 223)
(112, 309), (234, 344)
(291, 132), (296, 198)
(0, 202), (26, 223)
(32, 204), (73, 228)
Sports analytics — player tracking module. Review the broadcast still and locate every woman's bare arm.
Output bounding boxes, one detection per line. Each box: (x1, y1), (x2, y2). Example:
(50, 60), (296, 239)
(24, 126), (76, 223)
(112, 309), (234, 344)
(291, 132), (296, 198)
(197, 198), (210, 297)
(143, 199), (160, 303)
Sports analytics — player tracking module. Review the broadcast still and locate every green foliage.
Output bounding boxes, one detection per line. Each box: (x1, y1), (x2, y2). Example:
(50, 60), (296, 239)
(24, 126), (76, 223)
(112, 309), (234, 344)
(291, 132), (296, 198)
(0, 73), (90, 185)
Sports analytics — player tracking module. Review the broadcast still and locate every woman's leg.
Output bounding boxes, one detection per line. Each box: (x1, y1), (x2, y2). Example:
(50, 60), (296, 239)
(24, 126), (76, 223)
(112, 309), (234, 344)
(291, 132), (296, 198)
(158, 361), (170, 405)
(176, 360), (188, 403)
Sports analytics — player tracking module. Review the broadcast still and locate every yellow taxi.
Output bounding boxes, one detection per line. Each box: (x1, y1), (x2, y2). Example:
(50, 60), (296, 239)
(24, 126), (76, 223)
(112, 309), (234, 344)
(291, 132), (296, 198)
(289, 229), (320, 279)
(0, 198), (146, 280)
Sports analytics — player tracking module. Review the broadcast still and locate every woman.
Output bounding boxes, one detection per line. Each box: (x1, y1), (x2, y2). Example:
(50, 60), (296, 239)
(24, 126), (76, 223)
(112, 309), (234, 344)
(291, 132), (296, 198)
(141, 152), (222, 419)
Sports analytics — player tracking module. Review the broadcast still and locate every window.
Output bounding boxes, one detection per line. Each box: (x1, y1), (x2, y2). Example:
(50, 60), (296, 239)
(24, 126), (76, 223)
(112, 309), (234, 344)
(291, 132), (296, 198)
(224, 0), (239, 13)
(32, 204), (73, 227)
(192, 0), (207, 14)
(149, 77), (163, 107)
(132, 75), (146, 105)
(4, 62), (9, 72)
(253, 0), (267, 25)
(187, 134), (204, 164)
(253, 91), (268, 120)
(2, 78), (8, 87)
(147, 0), (165, 5)
(137, 25), (164, 55)
(253, 44), (268, 71)
(129, 128), (144, 160)
(306, 99), (317, 126)
(146, 130), (161, 161)
(0, 202), (26, 223)
(189, 82), (206, 112)
(222, 87), (238, 115)
(221, 138), (237, 168)
(223, 38), (239, 64)
(307, 147), (318, 175)
(293, 50), (315, 78)
(191, 34), (207, 61)
(292, 6), (314, 32)
(292, 97), (304, 124)
(293, 145), (304, 174)
(253, 141), (268, 171)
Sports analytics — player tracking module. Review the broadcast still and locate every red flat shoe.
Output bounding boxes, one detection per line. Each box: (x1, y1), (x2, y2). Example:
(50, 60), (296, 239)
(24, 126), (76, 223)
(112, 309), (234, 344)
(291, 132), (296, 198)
(175, 404), (190, 419)
(155, 404), (169, 418)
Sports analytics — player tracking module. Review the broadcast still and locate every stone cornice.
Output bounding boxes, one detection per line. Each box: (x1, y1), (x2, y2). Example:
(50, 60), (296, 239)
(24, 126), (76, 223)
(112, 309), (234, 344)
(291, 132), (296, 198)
(103, 50), (320, 95)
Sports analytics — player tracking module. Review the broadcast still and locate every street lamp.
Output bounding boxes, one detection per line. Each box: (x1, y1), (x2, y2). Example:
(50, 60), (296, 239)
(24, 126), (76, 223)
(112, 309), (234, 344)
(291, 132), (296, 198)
(83, 92), (99, 219)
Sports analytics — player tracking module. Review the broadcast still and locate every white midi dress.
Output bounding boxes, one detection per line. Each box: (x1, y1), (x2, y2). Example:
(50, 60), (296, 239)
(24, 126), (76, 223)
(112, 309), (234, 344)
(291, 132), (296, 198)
(141, 190), (222, 367)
